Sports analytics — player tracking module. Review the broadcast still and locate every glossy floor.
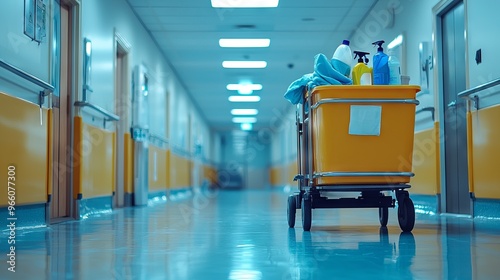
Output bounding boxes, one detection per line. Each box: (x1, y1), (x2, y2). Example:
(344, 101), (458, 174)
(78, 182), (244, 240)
(2, 189), (500, 279)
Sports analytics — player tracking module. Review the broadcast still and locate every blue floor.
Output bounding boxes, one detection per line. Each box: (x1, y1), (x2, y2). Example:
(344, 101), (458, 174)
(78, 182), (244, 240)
(2, 189), (500, 279)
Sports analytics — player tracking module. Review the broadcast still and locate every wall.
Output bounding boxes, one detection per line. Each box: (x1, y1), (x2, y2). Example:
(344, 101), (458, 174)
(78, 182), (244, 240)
(73, 117), (115, 199)
(465, 0), (500, 203)
(270, 106), (296, 188)
(0, 0), (218, 223)
(0, 0), (51, 104)
(80, 0), (216, 200)
(0, 0), (52, 226)
(0, 93), (49, 206)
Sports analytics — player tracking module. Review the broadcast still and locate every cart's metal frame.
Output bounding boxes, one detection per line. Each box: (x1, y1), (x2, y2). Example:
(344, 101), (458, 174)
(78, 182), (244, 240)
(287, 90), (419, 232)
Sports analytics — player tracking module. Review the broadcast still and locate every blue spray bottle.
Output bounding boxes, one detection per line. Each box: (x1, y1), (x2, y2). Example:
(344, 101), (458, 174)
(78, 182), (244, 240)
(372, 40), (390, 85)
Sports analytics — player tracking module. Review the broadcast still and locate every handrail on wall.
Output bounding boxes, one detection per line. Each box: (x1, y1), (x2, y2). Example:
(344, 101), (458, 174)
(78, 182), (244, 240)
(458, 78), (500, 109)
(150, 133), (169, 145)
(0, 59), (54, 92)
(458, 78), (500, 98)
(416, 107), (435, 121)
(74, 101), (119, 121)
(0, 59), (55, 125)
(0, 59), (54, 110)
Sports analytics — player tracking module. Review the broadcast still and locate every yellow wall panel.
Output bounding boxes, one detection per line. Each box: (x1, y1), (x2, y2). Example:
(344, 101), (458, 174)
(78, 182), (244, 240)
(270, 160), (299, 187)
(148, 144), (167, 191)
(434, 122), (441, 194)
(47, 109), (53, 197)
(124, 133), (134, 193)
(74, 119), (115, 199)
(410, 128), (439, 195)
(467, 112), (474, 194)
(165, 149), (170, 188)
(203, 164), (217, 185)
(112, 133), (116, 193)
(73, 117), (83, 199)
(270, 167), (279, 186)
(471, 105), (500, 199)
(169, 153), (190, 189)
(0, 93), (49, 205)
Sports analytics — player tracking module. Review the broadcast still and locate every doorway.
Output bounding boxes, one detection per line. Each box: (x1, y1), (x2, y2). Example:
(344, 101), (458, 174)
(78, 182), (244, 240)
(51, 2), (73, 221)
(114, 33), (130, 208)
(437, 0), (470, 215)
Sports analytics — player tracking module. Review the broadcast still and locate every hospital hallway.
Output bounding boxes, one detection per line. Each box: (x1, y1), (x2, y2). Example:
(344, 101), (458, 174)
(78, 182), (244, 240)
(2, 188), (500, 280)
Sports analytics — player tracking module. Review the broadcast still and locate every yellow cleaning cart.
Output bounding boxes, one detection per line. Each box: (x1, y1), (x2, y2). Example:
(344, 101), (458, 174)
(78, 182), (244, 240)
(287, 85), (421, 232)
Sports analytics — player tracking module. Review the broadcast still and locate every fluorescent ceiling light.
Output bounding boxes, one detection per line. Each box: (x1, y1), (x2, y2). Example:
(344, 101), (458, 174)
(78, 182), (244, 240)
(231, 109), (258, 115)
(228, 96), (261, 102)
(211, 0), (279, 8)
(222, 61), (267, 69)
(388, 34), (403, 49)
(227, 83), (263, 94)
(219, 39), (270, 48)
(240, 123), (253, 131)
(232, 117), (257, 123)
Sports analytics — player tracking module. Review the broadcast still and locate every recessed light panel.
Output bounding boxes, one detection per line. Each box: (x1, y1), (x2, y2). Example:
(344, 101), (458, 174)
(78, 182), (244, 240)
(222, 61), (267, 69)
(228, 96), (261, 102)
(227, 84), (263, 94)
(211, 0), (279, 8)
(232, 117), (257, 123)
(231, 109), (258, 115)
(240, 123), (253, 131)
(219, 39), (270, 48)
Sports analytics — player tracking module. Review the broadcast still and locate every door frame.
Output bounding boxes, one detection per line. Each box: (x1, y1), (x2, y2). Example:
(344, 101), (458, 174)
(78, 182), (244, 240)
(113, 30), (131, 208)
(49, 0), (81, 223)
(433, 0), (471, 214)
(66, 0), (81, 220)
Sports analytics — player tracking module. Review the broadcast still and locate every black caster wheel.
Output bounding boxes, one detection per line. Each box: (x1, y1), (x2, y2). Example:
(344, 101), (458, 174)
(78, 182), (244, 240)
(287, 195), (296, 228)
(398, 197), (415, 232)
(379, 207), (388, 227)
(302, 195), (312, 231)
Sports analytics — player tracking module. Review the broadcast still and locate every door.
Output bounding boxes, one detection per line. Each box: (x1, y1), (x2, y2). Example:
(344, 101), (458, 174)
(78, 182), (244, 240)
(441, 1), (470, 214)
(51, 3), (72, 221)
(114, 39), (129, 208)
(132, 65), (149, 206)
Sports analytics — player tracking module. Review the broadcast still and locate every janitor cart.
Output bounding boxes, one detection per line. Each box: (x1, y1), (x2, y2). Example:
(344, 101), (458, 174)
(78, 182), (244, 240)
(287, 85), (421, 232)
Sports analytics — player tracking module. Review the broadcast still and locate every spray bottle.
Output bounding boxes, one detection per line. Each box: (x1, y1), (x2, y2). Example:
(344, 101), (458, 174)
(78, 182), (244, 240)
(352, 51), (373, 85)
(372, 40), (390, 85)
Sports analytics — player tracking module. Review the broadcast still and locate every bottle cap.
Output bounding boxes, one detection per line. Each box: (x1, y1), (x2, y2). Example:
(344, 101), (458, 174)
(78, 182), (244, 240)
(353, 51), (370, 63)
(342, 40), (350, 46)
(372, 40), (385, 52)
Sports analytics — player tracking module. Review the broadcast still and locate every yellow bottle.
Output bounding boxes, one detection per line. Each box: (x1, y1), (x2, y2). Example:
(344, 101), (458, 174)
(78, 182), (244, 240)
(352, 51), (373, 85)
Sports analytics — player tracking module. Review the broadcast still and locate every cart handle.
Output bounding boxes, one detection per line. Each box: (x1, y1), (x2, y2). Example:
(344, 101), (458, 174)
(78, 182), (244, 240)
(311, 98), (419, 109)
(314, 171), (415, 178)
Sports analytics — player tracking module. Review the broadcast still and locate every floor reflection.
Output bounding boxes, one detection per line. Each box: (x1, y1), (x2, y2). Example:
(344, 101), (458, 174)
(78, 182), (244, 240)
(1, 190), (500, 280)
(285, 227), (416, 280)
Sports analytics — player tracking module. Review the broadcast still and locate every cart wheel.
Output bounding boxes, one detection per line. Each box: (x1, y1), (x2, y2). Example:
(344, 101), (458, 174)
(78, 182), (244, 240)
(287, 195), (296, 228)
(379, 226), (389, 244)
(379, 207), (388, 227)
(302, 196), (312, 231)
(398, 197), (415, 232)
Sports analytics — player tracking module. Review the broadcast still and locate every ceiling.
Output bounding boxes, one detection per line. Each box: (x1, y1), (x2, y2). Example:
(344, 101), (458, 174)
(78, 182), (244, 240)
(125, 0), (378, 131)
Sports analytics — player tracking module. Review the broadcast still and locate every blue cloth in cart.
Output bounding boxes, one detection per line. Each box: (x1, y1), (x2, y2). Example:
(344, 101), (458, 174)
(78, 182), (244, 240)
(284, 53), (353, 105)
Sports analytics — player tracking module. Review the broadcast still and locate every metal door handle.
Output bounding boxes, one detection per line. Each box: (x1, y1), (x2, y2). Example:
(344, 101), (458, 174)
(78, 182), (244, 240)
(447, 100), (456, 108)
